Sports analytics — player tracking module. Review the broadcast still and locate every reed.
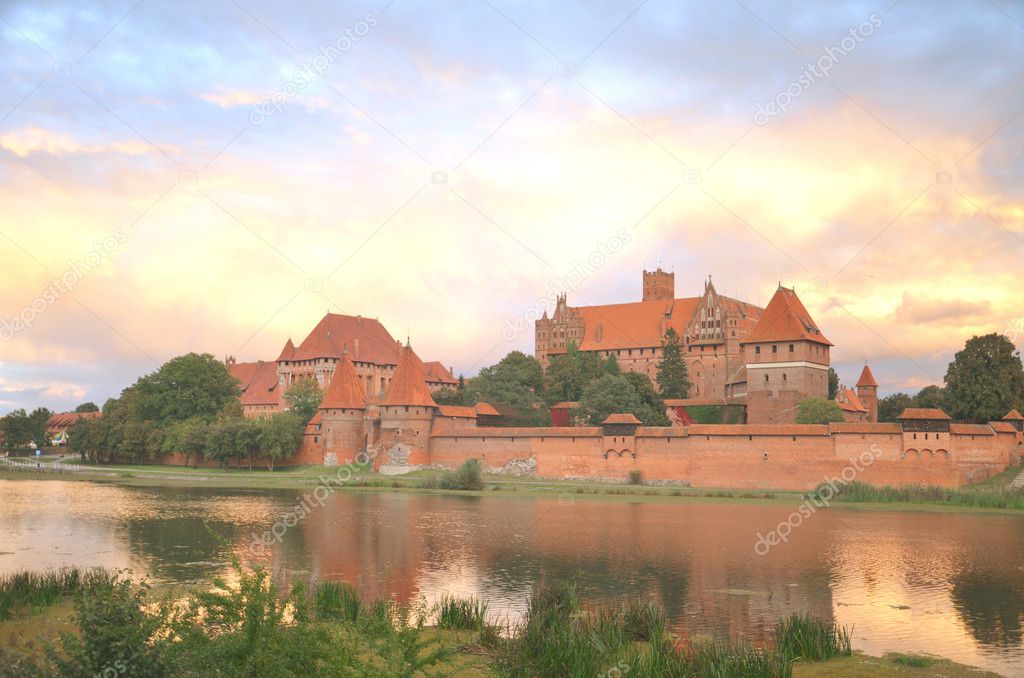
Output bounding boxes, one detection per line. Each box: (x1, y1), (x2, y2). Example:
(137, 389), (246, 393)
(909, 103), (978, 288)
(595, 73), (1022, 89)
(811, 480), (1024, 510)
(0, 567), (117, 620)
(436, 593), (488, 631)
(312, 581), (361, 623)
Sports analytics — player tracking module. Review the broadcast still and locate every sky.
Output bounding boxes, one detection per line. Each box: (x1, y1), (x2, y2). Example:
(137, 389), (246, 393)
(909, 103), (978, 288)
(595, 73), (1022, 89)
(0, 0), (1022, 414)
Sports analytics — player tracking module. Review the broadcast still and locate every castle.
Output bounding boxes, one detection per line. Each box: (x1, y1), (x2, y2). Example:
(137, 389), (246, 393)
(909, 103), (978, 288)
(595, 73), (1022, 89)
(537, 269), (842, 424)
(195, 270), (1023, 490)
(226, 313), (457, 419)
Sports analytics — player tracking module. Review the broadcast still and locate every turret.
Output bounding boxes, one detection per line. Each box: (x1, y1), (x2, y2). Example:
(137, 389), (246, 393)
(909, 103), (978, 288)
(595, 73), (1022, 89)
(643, 267), (675, 302)
(317, 350), (368, 466)
(856, 364), (879, 423)
(377, 342), (437, 467)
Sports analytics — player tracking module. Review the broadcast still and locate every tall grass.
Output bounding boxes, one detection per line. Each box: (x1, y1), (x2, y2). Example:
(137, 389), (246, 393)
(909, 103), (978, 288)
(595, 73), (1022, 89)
(437, 593), (488, 630)
(810, 480), (1024, 510)
(773, 613), (852, 661)
(0, 567), (117, 620)
(313, 581), (362, 622)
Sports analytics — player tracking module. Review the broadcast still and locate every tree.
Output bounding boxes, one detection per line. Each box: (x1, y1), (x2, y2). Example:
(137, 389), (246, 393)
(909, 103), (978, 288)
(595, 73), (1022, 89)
(68, 416), (104, 463)
(25, 407), (53, 448)
(827, 368), (839, 400)
(283, 379), (323, 423)
(118, 419), (155, 465)
(235, 418), (263, 471)
(206, 418), (243, 469)
(467, 351), (544, 412)
(877, 393), (915, 422)
(1, 409), (31, 451)
(945, 333), (1024, 423)
(131, 353), (241, 427)
(167, 417), (209, 468)
(623, 372), (670, 426)
(544, 344), (619, 406)
(795, 397), (845, 424)
(656, 329), (690, 398)
(75, 402), (100, 413)
(914, 385), (946, 410)
(578, 374), (643, 425)
(432, 387), (467, 406)
(259, 412), (305, 471)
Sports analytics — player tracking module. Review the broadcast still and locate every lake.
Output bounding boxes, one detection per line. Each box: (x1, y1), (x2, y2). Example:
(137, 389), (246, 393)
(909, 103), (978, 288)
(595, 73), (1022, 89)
(1, 478), (1022, 675)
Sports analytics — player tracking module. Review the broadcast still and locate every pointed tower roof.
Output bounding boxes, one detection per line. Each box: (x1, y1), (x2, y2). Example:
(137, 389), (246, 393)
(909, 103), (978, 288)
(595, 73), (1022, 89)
(742, 286), (832, 346)
(276, 339), (296, 362)
(383, 343), (437, 407)
(1003, 409), (1024, 421)
(320, 351), (366, 410)
(857, 364), (878, 388)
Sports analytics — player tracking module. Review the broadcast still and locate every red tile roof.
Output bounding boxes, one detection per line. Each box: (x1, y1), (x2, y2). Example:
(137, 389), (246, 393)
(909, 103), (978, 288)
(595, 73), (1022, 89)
(276, 339), (296, 362)
(990, 421), (1018, 433)
(319, 352), (366, 410)
(897, 408), (951, 420)
(291, 313), (403, 364)
(234, 361), (281, 406)
(601, 413), (642, 425)
(550, 294), (764, 354)
(828, 422), (902, 434)
(46, 411), (101, 433)
(856, 364), (878, 388)
(437, 405), (477, 418)
(1004, 409), (1024, 420)
(550, 401), (580, 409)
(742, 286), (831, 346)
(474, 402), (501, 417)
(949, 423), (994, 435)
(383, 344), (438, 407)
(422, 361), (457, 385)
(835, 387), (867, 413)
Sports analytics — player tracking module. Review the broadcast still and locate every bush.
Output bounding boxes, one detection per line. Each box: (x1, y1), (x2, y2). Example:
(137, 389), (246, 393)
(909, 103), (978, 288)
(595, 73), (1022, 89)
(627, 469), (644, 485)
(420, 458), (484, 491)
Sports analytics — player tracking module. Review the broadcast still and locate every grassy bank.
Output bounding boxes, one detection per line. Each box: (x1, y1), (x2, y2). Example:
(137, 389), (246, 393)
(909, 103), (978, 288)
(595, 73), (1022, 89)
(0, 565), (999, 677)
(0, 568), (117, 621)
(4, 458), (1024, 513)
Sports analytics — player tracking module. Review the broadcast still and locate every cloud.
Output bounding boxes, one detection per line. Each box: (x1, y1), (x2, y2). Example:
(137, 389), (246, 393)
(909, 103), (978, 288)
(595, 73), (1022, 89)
(0, 127), (177, 158)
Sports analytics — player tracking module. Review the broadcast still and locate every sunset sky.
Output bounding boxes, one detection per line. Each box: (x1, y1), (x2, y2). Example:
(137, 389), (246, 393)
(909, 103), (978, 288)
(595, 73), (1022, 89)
(1, 0), (1022, 414)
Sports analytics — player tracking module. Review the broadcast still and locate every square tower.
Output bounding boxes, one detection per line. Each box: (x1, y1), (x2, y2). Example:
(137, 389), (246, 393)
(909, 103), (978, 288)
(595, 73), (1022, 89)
(643, 268), (675, 302)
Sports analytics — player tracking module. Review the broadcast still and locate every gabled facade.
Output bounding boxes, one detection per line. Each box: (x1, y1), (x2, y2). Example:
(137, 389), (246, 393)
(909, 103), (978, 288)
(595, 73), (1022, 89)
(742, 285), (831, 424)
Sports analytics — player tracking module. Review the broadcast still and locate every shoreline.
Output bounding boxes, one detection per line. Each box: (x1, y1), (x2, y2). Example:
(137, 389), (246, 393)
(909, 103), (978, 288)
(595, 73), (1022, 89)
(2, 463), (1021, 515)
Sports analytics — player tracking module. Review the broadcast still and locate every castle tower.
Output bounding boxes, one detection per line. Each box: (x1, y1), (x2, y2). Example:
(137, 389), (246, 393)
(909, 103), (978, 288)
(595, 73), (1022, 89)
(643, 267), (675, 302)
(742, 286), (832, 424)
(856, 364), (879, 423)
(317, 350), (368, 466)
(377, 342), (437, 467)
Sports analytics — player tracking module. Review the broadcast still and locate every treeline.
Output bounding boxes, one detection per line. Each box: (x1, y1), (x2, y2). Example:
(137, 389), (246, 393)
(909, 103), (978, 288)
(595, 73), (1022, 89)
(0, 407), (53, 452)
(433, 330), (691, 426)
(67, 353), (319, 470)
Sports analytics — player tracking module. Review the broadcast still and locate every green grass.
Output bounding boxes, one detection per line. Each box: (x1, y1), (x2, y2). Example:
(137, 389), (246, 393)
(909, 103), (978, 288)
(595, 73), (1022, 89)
(436, 593), (488, 631)
(0, 567), (118, 621)
(883, 652), (939, 668)
(313, 581), (362, 623)
(774, 613), (852, 662)
(810, 480), (1024, 511)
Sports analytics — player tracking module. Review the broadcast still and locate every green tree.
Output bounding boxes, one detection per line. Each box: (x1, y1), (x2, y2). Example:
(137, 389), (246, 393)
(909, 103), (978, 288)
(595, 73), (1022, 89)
(68, 416), (103, 462)
(1, 409), (31, 451)
(168, 417), (210, 468)
(827, 368), (839, 400)
(877, 392), (915, 422)
(543, 343), (617, 406)
(283, 379), (323, 423)
(795, 397), (845, 424)
(467, 351), (544, 412)
(118, 419), (155, 465)
(74, 402), (100, 413)
(432, 387), (467, 406)
(656, 329), (690, 398)
(132, 353), (241, 427)
(235, 418), (263, 471)
(623, 372), (670, 425)
(206, 418), (243, 469)
(914, 385), (946, 410)
(259, 411), (305, 471)
(578, 374), (643, 425)
(945, 333), (1024, 423)
(603, 354), (620, 376)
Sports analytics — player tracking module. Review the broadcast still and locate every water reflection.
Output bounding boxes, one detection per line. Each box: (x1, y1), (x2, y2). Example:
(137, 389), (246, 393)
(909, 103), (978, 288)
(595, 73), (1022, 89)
(1, 479), (1022, 674)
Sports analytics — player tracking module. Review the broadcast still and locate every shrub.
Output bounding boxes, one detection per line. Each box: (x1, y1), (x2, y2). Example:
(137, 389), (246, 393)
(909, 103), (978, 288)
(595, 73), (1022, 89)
(420, 458), (484, 491)
(627, 469), (644, 485)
